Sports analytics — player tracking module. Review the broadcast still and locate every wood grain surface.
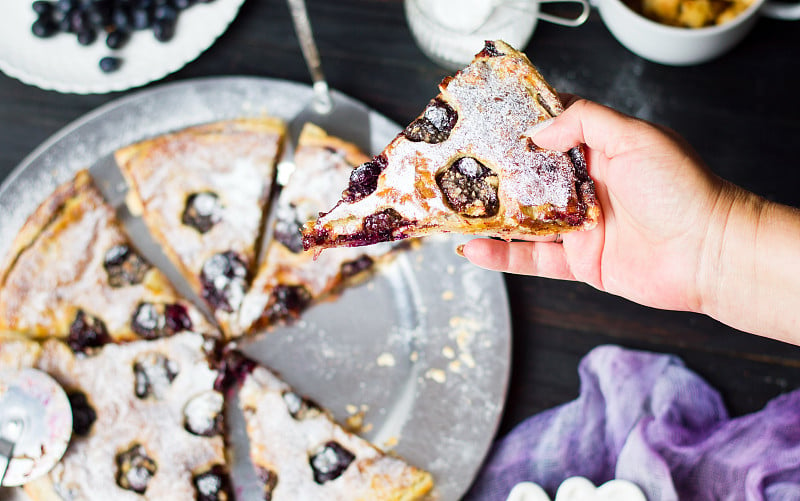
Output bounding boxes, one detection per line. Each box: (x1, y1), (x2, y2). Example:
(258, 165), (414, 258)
(1, 0), (799, 493)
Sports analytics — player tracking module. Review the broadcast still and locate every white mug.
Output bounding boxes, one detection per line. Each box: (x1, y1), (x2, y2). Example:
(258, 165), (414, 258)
(405, 0), (590, 70)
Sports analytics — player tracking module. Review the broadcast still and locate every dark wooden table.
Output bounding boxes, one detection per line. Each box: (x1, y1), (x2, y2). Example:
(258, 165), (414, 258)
(2, 0), (799, 496)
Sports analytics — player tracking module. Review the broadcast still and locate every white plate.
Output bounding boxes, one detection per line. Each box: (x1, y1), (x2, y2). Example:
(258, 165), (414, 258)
(0, 0), (245, 94)
(0, 77), (511, 500)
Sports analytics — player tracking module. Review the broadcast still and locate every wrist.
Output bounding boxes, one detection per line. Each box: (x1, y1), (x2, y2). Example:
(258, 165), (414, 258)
(695, 181), (765, 323)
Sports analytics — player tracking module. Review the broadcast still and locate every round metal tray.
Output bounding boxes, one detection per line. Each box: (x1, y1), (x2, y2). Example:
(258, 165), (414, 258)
(0, 76), (511, 500)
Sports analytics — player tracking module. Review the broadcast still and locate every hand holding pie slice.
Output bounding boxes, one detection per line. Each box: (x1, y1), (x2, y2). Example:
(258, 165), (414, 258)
(302, 40), (600, 252)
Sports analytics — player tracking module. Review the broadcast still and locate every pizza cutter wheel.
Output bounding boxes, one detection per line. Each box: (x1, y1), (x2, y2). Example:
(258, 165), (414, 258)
(0, 369), (72, 487)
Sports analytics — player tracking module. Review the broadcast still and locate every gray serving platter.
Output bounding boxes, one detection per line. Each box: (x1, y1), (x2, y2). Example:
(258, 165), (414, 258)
(0, 76), (511, 500)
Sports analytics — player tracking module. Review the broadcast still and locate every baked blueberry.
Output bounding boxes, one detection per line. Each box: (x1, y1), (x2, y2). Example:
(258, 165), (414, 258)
(343, 154), (388, 203)
(436, 157), (499, 217)
(116, 444), (157, 494)
(193, 465), (232, 501)
(309, 441), (355, 484)
(478, 40), (505, 57)
(265, 285), (312, 323)
(133, 352), (179, 399)
(67, 310), (111, 354)
(403, 98), (458, 144)
(255, 466), (278, 500)
(183, 390), (224, 437)
(104, 244), (151, 287)
(200, 252), (248, 313)
(273, 205), (305, 254)
(362, 208), (408, 241)
(67, 391), (96, 436)
(282, 390), (322, 420)
(340, 255), (374, 278)
(182, 192), (222, 234)
(130, 302), (191, 339)
(213, 350), (256, 393)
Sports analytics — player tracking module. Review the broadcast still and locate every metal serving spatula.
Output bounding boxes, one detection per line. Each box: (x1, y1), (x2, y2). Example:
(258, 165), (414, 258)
(278, 0), (373, 186)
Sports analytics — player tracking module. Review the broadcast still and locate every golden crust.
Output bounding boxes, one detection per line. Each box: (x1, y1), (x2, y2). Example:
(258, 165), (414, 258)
(302, 40), (600, 251)
(0, 170), (214, 342)
(115, 118), (285, 337)
(235, 123), (400, 335)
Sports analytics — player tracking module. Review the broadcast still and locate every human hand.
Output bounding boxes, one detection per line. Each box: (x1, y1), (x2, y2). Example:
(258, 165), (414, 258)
(461, 97), (727, 313)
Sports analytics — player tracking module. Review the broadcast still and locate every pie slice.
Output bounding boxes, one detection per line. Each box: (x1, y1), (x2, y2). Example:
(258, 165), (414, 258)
(236, 123), (401, 335)
(115, 118), (285, 337)
(302, 40), (600, 251)
(0, 170), (215, 353)
(0, 332), (231, 501)
(237, 362), (435, 500)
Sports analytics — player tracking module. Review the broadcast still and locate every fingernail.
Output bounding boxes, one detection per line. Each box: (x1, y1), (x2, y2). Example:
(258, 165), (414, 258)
(523, 118), (554, 139)
(455, 244), (465, 257)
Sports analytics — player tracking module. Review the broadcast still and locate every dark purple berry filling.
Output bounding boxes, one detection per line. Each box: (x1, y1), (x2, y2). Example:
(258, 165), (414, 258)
(361, 208), (409, 242)
(67, 310), (111, 354)
(131, 302), (192, 339)
(193, 465), (232, 501)
(309, 441), (355, 484)
(116, 444), (157, 494)
(264, 285), (312, 323)
(200, 251), (248, 313)
(183, 391), (224, 437)
(403, 98), (458, 144)
(477, 40), (505, 58)
(182, 192), (222, 234)
(340, 255), (374, 279)
(342, 154), (388, 203)
(213, 350), (257, 393)
(273, 204), (305, 254)
(67, 391), (96, 436)
(256, 466), (279, 500)
(133, 352), (179, 399)
(282, 390), (322, 420)
(436, 157), (499, 217)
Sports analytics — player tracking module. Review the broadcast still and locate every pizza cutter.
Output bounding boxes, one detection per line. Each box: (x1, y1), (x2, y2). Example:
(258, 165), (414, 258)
(0, 368), (72, 487)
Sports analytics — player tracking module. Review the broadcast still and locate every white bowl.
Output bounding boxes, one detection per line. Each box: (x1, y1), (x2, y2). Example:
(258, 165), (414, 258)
(596, 0), (800, 65)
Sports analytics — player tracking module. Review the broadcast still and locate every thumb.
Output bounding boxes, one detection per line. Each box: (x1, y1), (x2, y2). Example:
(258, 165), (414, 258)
(530, 99), (643, 158)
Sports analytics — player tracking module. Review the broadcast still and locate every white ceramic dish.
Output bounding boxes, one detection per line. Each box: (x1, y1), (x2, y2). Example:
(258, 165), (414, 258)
(0, 76), (512, 500)
(596, 0), (800, 65)
(0, 0), (245, 94)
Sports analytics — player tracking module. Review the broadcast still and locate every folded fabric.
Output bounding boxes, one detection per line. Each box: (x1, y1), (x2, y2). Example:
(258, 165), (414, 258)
(465, 344), (800, 501)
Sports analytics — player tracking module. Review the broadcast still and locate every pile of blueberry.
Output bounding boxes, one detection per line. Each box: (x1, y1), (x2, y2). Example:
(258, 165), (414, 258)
(30, 0), (216, 73)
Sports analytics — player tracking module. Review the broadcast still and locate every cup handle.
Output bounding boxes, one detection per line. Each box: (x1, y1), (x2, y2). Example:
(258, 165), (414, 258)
(761, 0), (800, 20)
(536, 0), (592, 26)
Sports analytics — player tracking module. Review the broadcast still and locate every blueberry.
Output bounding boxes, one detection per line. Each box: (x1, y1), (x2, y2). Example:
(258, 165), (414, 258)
(31, 18), (58, 38)
(436, 157), (499, 217)
(67, 391), (96, 436)
(67, 310), (111, 354)
(182, 192), (222, 234)
(273, 204), (304, 253)
(265, 285), (312, 323)
(193, 465), (232, 501)
(200, 251), (248, 313)
(133, 352), (179, 399)
(403, 98), (458, 144)
(256, 466), (278, 500)
(152, 18), (175, 42)
(340, 255), (373, 278)
(154, 4), (177, 20)
(173, 0), (195, 9)
(32, 1), (54, 15)
(282, 391), (322, 420)
(116, 444), (157, 494)
(309, 441), (355, 484)
(104, 244), (151, 287)
(343, 154), (387, 203)
(106, 29), (129, 49)
(183, 391), (224, 437)
(77, 28), (97, 45)
(99, 56), (122, 73)
(55, 0), (75, 13)
(131, 302), (192, 339)
(131, 7), (151, 29)
(112, 6), (131, 30)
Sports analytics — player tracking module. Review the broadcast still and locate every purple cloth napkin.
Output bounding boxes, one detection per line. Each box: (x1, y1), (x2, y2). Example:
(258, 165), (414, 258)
(465, 345), (800, 501)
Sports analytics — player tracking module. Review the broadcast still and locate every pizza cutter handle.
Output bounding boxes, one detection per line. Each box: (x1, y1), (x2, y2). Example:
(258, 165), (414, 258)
(0, 418), (23, 486)
(286, 0), (333, 114)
